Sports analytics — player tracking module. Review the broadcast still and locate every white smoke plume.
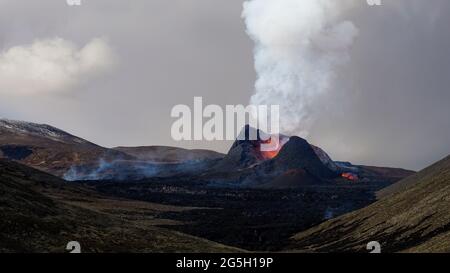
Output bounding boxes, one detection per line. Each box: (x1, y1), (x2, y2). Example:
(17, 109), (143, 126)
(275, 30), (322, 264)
(0, 37), (116, 96)
(242, 0), (358, 137)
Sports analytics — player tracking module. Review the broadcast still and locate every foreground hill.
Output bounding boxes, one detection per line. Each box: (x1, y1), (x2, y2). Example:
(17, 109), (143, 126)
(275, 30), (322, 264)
(0, 159), (240, 253)
(287, 155), (450, 253)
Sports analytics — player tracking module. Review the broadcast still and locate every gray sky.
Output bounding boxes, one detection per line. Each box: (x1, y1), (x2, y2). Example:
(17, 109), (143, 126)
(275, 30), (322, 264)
(0, 0), (449, 171)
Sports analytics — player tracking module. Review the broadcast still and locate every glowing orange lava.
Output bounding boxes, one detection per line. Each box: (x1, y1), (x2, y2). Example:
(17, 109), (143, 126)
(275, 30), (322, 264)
(261, 150), (280, 159)
(342, 172), (359, 181)
(259, 136), (289, 159)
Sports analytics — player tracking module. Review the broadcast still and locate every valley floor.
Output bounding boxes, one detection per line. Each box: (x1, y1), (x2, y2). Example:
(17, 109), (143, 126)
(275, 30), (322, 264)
(0, 160), (241, 253)
(82, 178), (381, 251)
(3, 155), (449, 253)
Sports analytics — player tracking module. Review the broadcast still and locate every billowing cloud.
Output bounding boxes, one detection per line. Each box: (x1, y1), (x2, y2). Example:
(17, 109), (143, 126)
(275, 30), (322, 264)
(242, 0), (358, 137)
(0, 37), (115, 95)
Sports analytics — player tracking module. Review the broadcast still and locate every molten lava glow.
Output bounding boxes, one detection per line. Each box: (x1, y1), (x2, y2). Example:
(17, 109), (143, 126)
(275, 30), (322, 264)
(261, 150), (280, 160)
(260, 136), (289, 160)
(342, 172), (359, 182)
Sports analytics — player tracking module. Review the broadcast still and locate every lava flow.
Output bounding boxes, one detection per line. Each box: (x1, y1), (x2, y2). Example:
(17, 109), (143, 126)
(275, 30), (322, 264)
(342, 172), (359, 182)
(261, 149), (280, 160)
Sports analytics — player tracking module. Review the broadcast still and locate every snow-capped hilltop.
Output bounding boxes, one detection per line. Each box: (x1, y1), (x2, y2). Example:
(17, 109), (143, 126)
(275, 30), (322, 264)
(0, 118), (88, 144)
(0, 118), (117, 176)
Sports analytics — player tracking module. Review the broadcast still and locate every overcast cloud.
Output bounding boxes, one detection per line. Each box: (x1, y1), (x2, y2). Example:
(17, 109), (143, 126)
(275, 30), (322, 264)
(0, 0), (449, 170)
(0, 37), (115, 95)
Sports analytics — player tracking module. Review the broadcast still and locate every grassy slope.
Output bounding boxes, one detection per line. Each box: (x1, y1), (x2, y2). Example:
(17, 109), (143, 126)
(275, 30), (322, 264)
(0, 160), (241, 253)
(287, 155), (450, 253)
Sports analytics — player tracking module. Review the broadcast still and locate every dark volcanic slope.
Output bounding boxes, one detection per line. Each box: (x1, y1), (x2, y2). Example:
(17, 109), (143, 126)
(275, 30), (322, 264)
(238, 136), (339, 188)
(376, 165), (432, 199)
(0, 159), (240, 253)
(271, 137), (337, 179)
(287, 155), (450, 253)
(211, 125), (273, 172)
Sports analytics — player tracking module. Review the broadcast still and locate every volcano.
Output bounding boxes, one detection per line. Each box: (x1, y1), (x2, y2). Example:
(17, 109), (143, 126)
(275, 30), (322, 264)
(211, 125), (289, 172)
(206, 125), (413, 189)
(210, 125), (333, 175)
(205, 125), (324, 187)
(238, 136), (339, 188)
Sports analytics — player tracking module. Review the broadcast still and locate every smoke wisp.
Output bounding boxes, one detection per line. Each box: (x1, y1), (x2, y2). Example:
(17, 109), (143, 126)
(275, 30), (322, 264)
(242, 0), (358, 136)
(63, 158), (216, 181)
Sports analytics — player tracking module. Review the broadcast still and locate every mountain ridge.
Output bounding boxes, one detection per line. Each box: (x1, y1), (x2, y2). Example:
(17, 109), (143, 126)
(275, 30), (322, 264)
(1, 119), (414, 188)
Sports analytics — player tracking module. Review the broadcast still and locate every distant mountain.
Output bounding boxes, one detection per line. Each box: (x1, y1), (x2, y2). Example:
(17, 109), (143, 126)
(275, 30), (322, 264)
(0, 119), (128, 176)
(287, 155), (450, 253)
(0, 119), (92, 145)
(0, 159), (241, 253)
(0, 120), (414, 186)
(0, 119), (224, 179)
(114, 146), (224, 163)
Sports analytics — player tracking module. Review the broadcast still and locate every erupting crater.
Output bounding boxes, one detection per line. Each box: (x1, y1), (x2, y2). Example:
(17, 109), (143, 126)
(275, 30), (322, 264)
(259, 135), (289, 160)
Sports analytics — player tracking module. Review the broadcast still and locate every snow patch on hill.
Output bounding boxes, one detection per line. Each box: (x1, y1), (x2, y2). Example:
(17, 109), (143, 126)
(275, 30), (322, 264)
(0, 119), (88, 144)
